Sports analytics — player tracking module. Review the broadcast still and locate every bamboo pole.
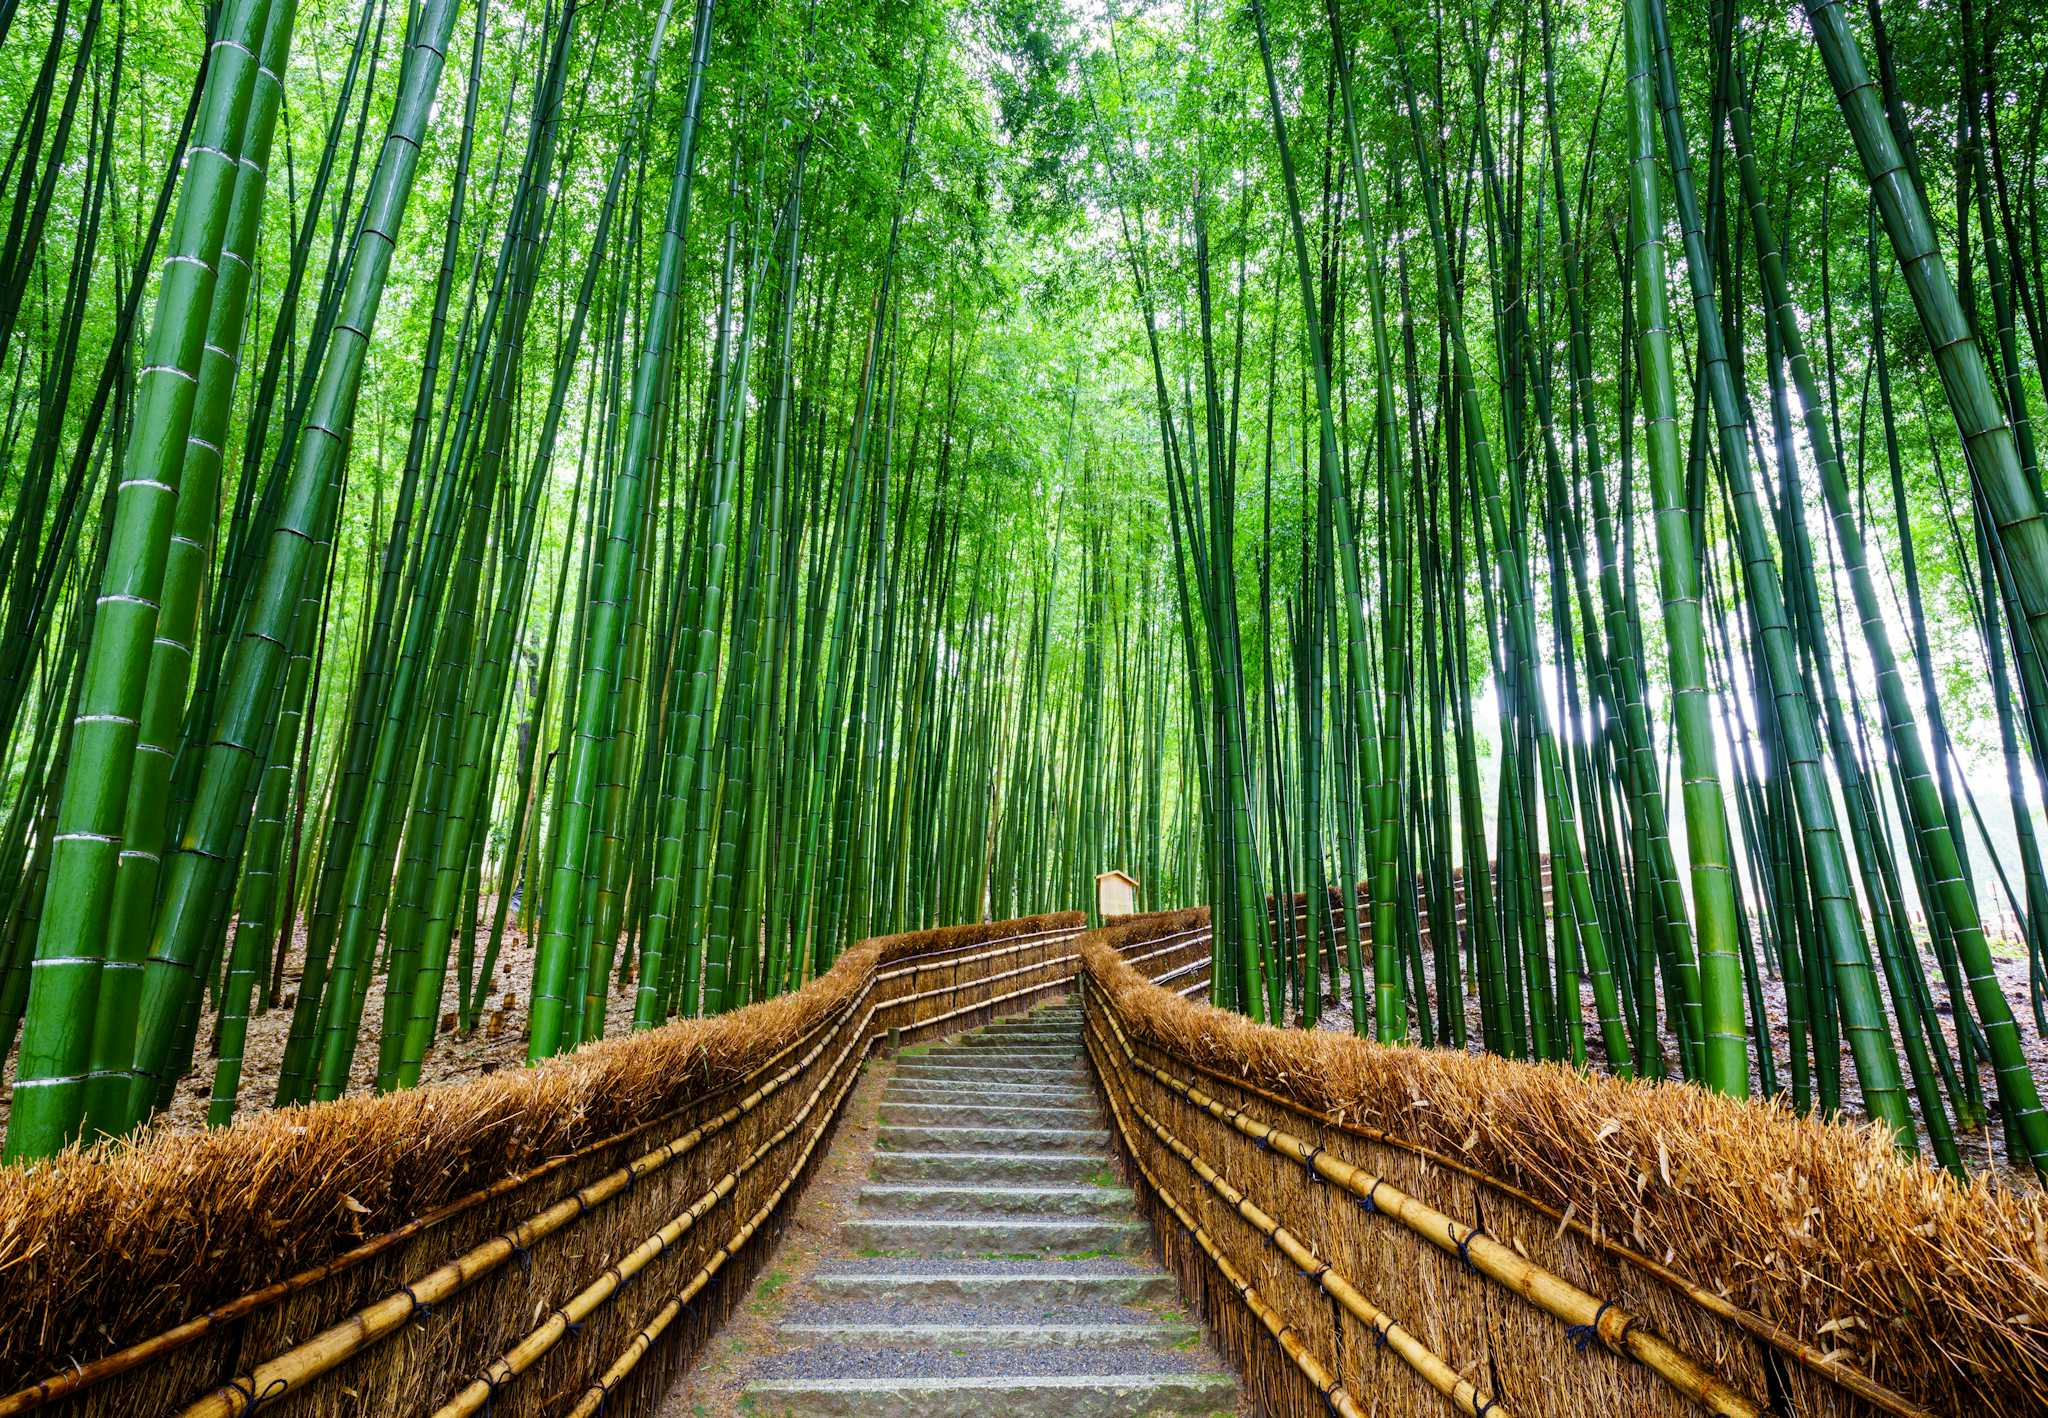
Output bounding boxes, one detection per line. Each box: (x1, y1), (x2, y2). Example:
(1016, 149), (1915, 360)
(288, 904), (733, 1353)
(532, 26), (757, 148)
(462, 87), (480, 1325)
(1084, 987), (1369, 1418)
(1087, 1004), (1508, 1417)
(1084, 969), (1764, 1417)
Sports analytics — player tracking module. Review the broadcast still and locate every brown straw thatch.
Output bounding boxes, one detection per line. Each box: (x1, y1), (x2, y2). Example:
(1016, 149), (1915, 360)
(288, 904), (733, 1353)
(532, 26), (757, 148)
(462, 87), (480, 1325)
(1085, 912), (2048, 1418)
(0, 910), (1081, 1416)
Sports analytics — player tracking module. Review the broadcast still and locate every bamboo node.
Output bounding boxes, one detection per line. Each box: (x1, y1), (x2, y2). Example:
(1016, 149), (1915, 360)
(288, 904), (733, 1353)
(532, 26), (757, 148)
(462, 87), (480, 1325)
(1566, 1299), (1618, 1351)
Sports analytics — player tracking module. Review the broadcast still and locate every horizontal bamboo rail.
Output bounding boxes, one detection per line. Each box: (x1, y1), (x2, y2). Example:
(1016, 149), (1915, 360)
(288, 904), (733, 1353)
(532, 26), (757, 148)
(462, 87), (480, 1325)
(1084, 967), (1767, 1418)
(433, 966), (882, 1417)
(1107, 918), (1934, 1418)
(0, 980), (861, 1418)
(176, 974), (882, 1418)
(0, 914), (1079, 1418)
(560, 1008), (877, 1418)
(1083, 993), (1369, 1418)
(1085, 999), (1505, 1418)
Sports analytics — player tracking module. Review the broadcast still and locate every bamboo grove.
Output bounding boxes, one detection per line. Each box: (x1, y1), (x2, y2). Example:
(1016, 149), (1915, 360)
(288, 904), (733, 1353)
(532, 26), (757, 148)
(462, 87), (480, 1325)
(0, 0), (1203, 1161)
(1076, 0), (2048, 1182)
(6, 0), (2048, 1188)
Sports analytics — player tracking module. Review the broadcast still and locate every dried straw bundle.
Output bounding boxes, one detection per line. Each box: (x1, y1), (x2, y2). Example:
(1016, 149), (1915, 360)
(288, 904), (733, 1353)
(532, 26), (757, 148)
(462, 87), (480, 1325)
(0, 910), (1082, 1416)
(1086, 922), (2048, 1417)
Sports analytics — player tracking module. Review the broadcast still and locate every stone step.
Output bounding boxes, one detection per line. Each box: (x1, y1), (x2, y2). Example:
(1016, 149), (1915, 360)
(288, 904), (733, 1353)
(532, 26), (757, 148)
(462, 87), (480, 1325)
(870, 1151), (1115, 1184)
(840, 1214), (1148, 1256)
(807, 1263), (1178, 1307)
(875, 1124), (1111, 1154)
(742, 1370), (1237, 1416)
(913, 1045), (1089, 1065)
(775, 1320), (1198, 1350)
(858, 1182), (1134, 1218)
(883, 1081), (1092, 1106)
(879, 1101), (1101, 1130)
(932, 1043), (1082, 1057)
(957, 1029), (1082, 1043)
(895, 1063), (1089, 1085)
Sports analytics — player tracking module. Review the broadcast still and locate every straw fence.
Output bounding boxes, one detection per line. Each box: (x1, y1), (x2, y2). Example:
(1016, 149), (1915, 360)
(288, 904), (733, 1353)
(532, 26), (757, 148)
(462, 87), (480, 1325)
(0, 911), (1084, 1417)
(1085, 907), (2048, 1418)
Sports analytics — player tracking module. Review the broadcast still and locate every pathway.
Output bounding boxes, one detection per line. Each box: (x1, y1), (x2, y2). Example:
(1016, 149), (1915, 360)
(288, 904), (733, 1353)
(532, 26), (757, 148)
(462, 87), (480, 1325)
(679, 1001), (1240, 1416)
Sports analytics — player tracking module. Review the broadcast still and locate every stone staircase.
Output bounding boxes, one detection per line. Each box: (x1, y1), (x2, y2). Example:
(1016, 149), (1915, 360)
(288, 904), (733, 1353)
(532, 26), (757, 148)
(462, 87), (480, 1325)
(740, 1002), (1240, 1416)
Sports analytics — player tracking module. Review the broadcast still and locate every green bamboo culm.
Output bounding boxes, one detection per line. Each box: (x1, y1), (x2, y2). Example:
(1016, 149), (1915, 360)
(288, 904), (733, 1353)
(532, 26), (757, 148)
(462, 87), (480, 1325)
(1621, 0), (1746, 1098)
(123, 0), (464, 1126)
(529, 0), (717, 1058)
(4, 0), (277, 1161)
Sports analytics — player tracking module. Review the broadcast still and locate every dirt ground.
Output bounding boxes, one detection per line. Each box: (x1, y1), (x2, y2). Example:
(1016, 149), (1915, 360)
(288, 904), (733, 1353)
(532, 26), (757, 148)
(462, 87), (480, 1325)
(1287, 927), (2048, 1181)
(0, 899), (641, 1134)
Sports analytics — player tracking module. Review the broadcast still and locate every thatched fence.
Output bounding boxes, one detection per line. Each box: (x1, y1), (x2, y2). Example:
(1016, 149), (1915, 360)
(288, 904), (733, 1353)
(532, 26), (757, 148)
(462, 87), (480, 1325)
(0, 911), (1084, 1417)
(1085, 906), (2048, 1418)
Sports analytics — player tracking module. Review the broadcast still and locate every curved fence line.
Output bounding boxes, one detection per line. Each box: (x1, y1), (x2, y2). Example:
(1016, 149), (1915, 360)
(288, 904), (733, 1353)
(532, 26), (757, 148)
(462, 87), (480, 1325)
(10, 902), (2042, 1416)
(0, 911), (1084, 1416)
(1085, 907), (2044, 1418)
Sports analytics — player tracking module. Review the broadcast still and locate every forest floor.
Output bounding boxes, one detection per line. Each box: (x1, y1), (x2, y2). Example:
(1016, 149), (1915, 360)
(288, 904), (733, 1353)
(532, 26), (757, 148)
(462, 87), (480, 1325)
(1289, 931), (2047, 1182)
(0, 897), (641, 1136)
(10, 907), (2046, 1187)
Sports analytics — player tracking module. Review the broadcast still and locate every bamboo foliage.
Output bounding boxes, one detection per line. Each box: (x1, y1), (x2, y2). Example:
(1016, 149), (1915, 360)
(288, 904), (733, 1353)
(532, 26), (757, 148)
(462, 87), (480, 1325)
(0, 0), (2045, 1197)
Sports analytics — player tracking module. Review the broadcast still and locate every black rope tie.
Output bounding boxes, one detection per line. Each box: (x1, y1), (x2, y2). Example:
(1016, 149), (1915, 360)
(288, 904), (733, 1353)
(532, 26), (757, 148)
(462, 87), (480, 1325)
(503, 1232), (534, 1274)
(1566, 1298), (1618, 1352)
(589, 1374), (613, 1414)
(1322, 1378), (1344, 1412)
(1302, 1144), (1326, 1183)
(1455, 1226), (1486, 1273)
(400, 1285), (435, 1323)
(1473, 1394), (1497, 1417)
(231, 1374), (284, 1415)
(1373, 1323), (1391, 1351)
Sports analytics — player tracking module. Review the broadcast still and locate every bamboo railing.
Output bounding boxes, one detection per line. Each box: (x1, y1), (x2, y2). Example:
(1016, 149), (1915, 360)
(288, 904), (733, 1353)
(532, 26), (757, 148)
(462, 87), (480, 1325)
(1083, 908), (2006, 1418)
(0, 912), (1085, 1418)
